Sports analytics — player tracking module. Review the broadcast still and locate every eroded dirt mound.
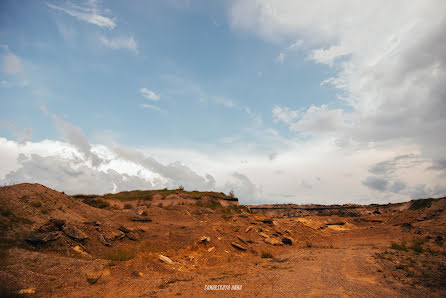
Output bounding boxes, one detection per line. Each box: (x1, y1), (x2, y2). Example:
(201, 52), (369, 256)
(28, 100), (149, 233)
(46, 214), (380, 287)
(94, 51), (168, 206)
(0, 184), (445, 297)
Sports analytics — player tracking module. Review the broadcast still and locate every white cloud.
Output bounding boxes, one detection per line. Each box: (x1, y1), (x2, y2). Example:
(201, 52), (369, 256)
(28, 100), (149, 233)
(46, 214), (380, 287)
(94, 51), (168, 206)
(100, 35), (138, 53)
(286, 39), (304, 50)
(140, 104), (166, 114)
(46, 1), (116, 29)
(3, 53), (22, 74)
(140, 88), (160, 101)
(272, 105), (299, 124)
(231, 0), (446, 199)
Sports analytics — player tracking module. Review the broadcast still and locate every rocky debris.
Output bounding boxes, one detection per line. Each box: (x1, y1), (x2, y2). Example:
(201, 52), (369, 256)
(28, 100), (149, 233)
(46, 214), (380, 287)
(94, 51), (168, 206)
(26, 231), (61, 244)
(38, 218), (66, 232)
(62, 225), (88, 241)
(18, 288), (36, 294)
(199, 236), (210, 243)
(261, 219), (273, 224)
(98, 233), (112, 246)
(259, 232), (269, 238)
(238, 213), (248, 218)
(245, 226), (253, 233)
(135, 206), (147, 216)
(282, 236), (293, 245)
(118, 225), (133, 233)
(159, 254), (174, 264)
(84, 221), (101, 226)
(237, 235), (247, 244)
(264, 237), (283, 246)
(231, 241), (248, 251)
(126, 231), (140, 241)
(72, 245), (90, 257)
(208, 247), (215, 252)
(131, 214), (152, 222)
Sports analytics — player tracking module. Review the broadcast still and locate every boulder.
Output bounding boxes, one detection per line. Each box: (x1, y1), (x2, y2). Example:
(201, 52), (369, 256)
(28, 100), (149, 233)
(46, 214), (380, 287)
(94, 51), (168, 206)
(62, 225), (88, 241)
(259, 232), (269, 238)
(118, 225), (133, 233)
(37, 219), (66, 232)
(159, 254), (174, 264)
(98, 233), (111, 246)
(126, 231), (140, 241)
(264, 237), (283, 246)
(237, 235), (247, 244)
(245, 226), (253, 233)
(231, 241), (248, 251)
(26, 231), (61, 244)
(199, 236), (210, 243)
(282, 236), (293, 245)
(131, 214), (152, 222)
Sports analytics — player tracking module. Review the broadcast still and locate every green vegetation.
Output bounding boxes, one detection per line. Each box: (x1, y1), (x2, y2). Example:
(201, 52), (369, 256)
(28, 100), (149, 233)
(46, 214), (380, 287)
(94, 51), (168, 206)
(409, 198), (435, 210)
(104, 249), (136, 261)
(74, 188), (237, 202)
(391, 241), (408, 251)
(82, 198), (110, 209)
(261, 252), (273, 258)
(0, 206), (12, 217)
(30, 201), (42, 208)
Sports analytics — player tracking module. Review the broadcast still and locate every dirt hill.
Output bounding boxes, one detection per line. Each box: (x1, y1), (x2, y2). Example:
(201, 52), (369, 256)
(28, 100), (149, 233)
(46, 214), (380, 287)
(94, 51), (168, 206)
(0, 183), (445, 297)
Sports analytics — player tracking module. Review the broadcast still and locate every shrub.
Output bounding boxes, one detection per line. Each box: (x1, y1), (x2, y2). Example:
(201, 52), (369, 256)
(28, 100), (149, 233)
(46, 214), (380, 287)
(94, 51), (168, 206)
(123, 204), (132, 209)
(409, 199), (433, 210)
(83, 198), (110, 209)
(261, 252), (273, 258)
(178, 185), (184, 191)
(409, 239), (425, 253)
(31, 201), (42, 208)
(391, 241), (408, 251)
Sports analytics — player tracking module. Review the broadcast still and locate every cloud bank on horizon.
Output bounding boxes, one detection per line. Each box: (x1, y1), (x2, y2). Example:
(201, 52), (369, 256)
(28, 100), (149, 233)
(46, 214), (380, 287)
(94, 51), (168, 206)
(1, 0), (445, 204)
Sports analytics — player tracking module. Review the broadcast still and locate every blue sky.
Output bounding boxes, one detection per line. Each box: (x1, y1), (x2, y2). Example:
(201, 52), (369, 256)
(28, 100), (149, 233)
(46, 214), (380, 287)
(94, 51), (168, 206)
(1, 1), (445, 204)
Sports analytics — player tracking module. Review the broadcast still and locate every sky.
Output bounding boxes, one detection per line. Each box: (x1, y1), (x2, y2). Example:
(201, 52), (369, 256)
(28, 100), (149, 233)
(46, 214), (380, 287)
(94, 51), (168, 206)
(1, 0), (445, 205)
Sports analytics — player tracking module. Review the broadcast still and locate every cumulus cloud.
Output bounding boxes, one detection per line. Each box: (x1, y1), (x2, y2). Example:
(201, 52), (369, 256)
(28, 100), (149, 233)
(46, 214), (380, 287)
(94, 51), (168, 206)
(140, 88), (160, 101)
(3, 153), (151, 194)
(273, 104), (345, 135)
(46, 1), (116, 29)
(223, 172), (262, 204)
(100, 35), (137, 53)
(113, 146), (216, 191)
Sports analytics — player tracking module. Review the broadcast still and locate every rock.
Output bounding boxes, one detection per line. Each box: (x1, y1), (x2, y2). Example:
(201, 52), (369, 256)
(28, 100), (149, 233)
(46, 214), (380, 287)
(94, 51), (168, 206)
(282, 236), (293, 245)
(38, 219), (66, 232)
(84, 221), (101, 226)
(118, 225), (133, 233)
(261, 219), (273, 224)
(159, 254), (174, 264)
(18, 288), (36, 294)
(72, 245), (90, 256)
(259, 232), (269, 238)
(237, 235), (247, 244)
(231, 241), (248, 251)
(245, 226), (253, 233)
(98, 233), (111, 246)
(126, 231), (140, 241)
(26, 231), (61, 244)
(199, 236), (210, 243)
(264, 237), (283, 246)
(131, 214), (152, 222)
(208, 247), (215, 252)
(62, 225), (88, 241)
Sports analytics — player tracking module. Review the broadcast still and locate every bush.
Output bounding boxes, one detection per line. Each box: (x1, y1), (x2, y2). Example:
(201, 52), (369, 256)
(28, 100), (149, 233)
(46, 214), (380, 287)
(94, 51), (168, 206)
(31, 201), (42, 208)
(409, 199), (433, 210)
(83, 198), (110, 209)
(123, 204), (133, 209)
(391, 241), (408, 251)
(261, 252), (273, 258)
